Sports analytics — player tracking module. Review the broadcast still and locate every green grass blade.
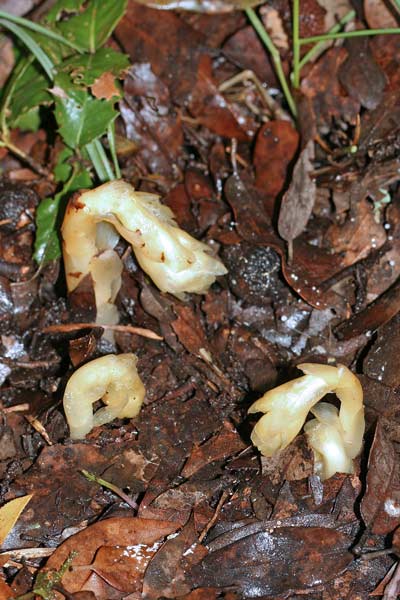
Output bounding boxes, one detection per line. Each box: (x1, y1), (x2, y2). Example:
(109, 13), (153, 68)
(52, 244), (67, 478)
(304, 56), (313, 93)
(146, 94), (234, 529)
(107, 121), (121, 179)
(0, 10), (85, 52)
(0, 19), (54, 79)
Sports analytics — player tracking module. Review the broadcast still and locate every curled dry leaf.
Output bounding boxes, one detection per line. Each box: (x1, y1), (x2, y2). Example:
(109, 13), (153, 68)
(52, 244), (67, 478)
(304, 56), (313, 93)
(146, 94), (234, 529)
(45, 517), (180, 597)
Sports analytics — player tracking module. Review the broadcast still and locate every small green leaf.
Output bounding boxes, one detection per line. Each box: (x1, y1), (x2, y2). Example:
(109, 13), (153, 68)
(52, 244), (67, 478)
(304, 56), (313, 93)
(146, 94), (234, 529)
(12, 106), (42, 131)
(53, 146), (74, 182)
(44, 0), (85, 24)
(34, 165), (91, 264)
(60, 47), (130, 86)
(8, 62), (52, 126)
(55, 0), (127, 52)
(53, 72), (118, 148)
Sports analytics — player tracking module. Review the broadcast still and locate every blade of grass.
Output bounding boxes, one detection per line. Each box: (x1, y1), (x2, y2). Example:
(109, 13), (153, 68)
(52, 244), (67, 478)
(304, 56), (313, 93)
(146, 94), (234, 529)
(245, 7), (297, 118)
(292, 0), (300, 89)
(94, 137), (115, 181)
(300, 27), (400, 44)
(107, 121), (121, 179)
(0, 19), (53, 79)
(297, 9), (356, 72)
(86, 140), (107, 181)
(0, 10), (84, 52)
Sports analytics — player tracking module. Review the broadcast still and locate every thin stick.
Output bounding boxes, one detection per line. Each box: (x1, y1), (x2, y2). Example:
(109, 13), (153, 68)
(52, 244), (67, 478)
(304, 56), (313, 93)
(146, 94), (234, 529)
(42, 322), (163, 341)
(198, 490), (230, 543)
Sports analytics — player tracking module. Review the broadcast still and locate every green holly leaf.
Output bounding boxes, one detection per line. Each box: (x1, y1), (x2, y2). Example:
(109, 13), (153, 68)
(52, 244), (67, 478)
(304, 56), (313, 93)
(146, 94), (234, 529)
(54, 0), (127, 52)
(60, 47), (130, 86)
(52, 72), (117, 148)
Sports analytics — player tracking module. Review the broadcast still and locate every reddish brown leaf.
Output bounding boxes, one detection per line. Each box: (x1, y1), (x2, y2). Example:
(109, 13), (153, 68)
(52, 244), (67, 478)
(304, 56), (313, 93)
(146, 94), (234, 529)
(224, 172), (347, 311)
(325, 199), (386, 268)
(121, 63), (183, 178)
(46, 517), (180, 596)
(278, 139), (316, 243)
(189, 55), (254, 141)
(143, 515), (208, 598)
(298, 0), (326, 40)
(222, 26), (277, 85)
(338, 38), (386, 110)
(361, 420), (400, 535)
(365, 0), (398, 28)
(171, 304), (210, 358)
(335, 277), (400, 340)
(115, 2), (204, 104)
(181, 420), (246, 479)
(189, 526), (353, 596)
(301, 47), (360, 127)
(364, 314), (400, 388)
(253, 120), (299, 208)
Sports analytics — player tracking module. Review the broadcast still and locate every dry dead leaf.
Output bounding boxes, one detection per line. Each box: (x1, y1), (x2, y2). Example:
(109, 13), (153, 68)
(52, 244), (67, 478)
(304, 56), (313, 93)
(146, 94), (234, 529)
(91, 72), (120, 100)
(0, 495), (32, 546)
(259, 6), (289, 51)
(364, 0), (398, 28)
(278, 139), (316, 243)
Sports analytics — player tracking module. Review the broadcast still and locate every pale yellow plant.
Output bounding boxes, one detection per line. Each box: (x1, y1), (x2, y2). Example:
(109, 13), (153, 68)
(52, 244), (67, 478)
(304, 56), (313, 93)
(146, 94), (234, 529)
(63, 353), (145, 439)
(62, 180), (227, 330)
(248, 363), (364, 479)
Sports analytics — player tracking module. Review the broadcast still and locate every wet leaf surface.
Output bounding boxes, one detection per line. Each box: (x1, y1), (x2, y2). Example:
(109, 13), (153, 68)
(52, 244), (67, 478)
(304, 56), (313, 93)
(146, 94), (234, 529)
(189, 526), (353, 597)
(361, 419), (400, 535)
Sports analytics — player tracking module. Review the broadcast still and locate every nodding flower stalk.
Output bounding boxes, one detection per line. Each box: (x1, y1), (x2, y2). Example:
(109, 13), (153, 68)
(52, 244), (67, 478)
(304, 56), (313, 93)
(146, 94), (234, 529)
(61, 180), (227, 329)
(248, 363), (365, 480)
(304, 403), (354, 480)
(63, 353), (145, 439)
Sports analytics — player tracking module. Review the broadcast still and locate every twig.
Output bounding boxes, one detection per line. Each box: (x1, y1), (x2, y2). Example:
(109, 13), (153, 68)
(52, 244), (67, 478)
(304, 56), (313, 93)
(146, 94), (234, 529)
(81, 469), (138, 511)
(42, 322), (163, 341)
(0, 139), (51, 178)
(198, 490), (230, 543)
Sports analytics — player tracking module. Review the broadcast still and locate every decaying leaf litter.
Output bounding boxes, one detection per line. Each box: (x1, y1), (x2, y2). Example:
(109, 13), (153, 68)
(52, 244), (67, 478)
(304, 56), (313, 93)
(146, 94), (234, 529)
(0, 0), (400, 598)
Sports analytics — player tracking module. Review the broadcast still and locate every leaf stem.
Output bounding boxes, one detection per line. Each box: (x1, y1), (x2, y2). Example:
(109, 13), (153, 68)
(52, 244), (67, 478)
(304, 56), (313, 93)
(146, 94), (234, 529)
(0, 10), (85, 52)
(300, 27), (400, 44)
(245, 7), (297, 118)
(292, 0), (300, 89)
(107, 121), (121, 179)
(297, 9), (356, 72)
